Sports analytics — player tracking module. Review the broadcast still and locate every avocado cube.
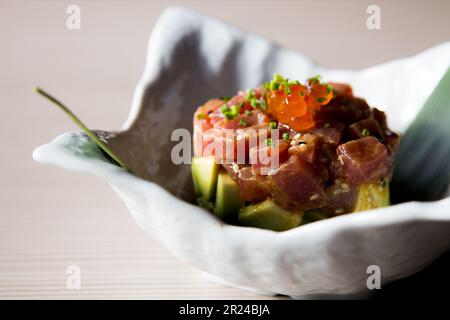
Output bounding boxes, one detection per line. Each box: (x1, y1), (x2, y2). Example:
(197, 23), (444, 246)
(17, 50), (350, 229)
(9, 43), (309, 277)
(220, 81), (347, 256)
(301, 209), (330, 225)
(214, 172), (243, 221)
(191, 157), (219, 201)
(239, 199), (303, 231)
(354, 180), (390, 212)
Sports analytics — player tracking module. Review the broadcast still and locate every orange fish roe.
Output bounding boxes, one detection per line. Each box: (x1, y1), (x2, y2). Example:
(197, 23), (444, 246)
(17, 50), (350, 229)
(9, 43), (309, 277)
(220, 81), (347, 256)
(265, 75), (334, 131)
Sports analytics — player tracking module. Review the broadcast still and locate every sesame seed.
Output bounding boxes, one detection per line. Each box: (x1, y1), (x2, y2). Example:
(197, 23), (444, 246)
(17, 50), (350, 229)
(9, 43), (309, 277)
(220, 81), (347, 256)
(310, 194), (319, 200)
(290, 140), (297, 146)
(333, 189), (342, 195)
(232, 163), (239, 173)
(335, 208), (344, 214)
(340, 183), (349, 192)
(294, 133), (301, 140)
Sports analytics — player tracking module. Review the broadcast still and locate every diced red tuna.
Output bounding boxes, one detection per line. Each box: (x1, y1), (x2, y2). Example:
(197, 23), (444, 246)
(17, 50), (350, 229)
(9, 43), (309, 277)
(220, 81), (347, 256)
(347, 116), (384, 140)
(337, 136), (388, 185)
(269, 155), (325, 211)
(249, 139), (290, 174)
(237, 166), (271, 203)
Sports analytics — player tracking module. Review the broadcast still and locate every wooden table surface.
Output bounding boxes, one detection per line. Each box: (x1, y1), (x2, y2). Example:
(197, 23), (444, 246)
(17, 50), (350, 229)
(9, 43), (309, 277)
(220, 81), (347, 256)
(1, 0), (449, 299)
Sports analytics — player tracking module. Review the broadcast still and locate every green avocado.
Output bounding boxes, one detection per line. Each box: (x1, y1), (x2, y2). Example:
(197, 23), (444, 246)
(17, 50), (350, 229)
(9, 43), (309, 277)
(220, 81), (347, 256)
(300, 209), (331, 225)
(192, 157), (219, 202)
(353, 180), (390, 212)
(239, 199), (303, 231)
(213, 172), (243, 221)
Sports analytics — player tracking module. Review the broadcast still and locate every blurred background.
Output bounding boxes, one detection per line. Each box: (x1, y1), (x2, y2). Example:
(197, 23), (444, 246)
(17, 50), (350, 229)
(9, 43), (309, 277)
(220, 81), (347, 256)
(1, 0), (449, 299)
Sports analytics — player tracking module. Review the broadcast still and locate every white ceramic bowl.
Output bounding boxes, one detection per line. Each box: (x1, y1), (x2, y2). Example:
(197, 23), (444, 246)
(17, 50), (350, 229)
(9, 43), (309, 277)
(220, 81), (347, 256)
(33, 7), (450, 298)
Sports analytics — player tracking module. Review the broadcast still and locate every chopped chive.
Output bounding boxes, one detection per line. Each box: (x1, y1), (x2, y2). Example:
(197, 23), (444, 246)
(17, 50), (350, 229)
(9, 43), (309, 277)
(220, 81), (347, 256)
(224, 112), (234, 120)
(282, 132), (290, 141)
(197, 113), (206, 120)
(230, 104), (240, 116)
(283, 79), (291, 94)
(265, 138), (272, 146)
(361, 128), (370, 136)
(288, 79), (300, 85)
(269, 121), (277, 129)
(220, 96), (231, 102)
(264, 82), (270, 90)
(222, 104), (240, 120)
(245, 110), (252, 116)
(273, 73), (284, 82)
(260, 99), (267, 110)
(250, 98), (260, 109)
(285, 86), (291, 94)
(326, 84), (333, 94)
(245, 89), (255, 101)
(317, 97), (326, 103)
(220, 104), (229, 113)
(239, 119), (247, 127)
(309, 75), (321, 84)
(324, 122), (331, 128)
(269, 81), (279, 90)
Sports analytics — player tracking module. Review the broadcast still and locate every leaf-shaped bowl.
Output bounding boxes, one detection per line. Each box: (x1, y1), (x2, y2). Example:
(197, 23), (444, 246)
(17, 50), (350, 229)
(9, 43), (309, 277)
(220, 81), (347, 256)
(33, 7), (450, 298)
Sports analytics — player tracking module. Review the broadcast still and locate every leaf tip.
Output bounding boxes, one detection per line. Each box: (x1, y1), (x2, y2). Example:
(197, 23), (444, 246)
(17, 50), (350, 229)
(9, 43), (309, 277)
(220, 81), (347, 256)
(34, 86), (45, 97)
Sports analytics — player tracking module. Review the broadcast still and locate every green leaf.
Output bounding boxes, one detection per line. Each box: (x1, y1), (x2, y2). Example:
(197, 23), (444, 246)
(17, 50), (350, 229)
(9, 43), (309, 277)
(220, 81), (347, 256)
(34, 87), (129, 171)
(391, 67), (450, 202)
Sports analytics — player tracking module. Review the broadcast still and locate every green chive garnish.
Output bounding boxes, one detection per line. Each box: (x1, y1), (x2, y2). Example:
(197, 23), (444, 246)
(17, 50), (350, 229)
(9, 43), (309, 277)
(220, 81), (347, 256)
(317, 97), (326, 103)
(269, 81), (279, 90)
(224, 112), (234, 120)
(230, 104), (240, 115)
(250, 99), (260, 109)
(282, 132), (290, 141)
(220, 104), (229, 113)
(245, 110), (252, 116)
(239, 119), (247, 127)
(269, 121), (277, 129)
(265, 138), (272, 146)
(261, 99), (267, 110)
(273, 73), (284, 82)
(197, 113), (206, 120)
(246, 89), (255, 101)
(361, 128), (370, 136)
(283, 79), (291, 94)
(309, 75), (321, 84)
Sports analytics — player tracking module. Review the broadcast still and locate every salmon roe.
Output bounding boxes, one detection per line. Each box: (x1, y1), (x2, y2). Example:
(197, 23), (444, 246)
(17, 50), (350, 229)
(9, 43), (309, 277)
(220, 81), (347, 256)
(266, 76), (334, 131)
